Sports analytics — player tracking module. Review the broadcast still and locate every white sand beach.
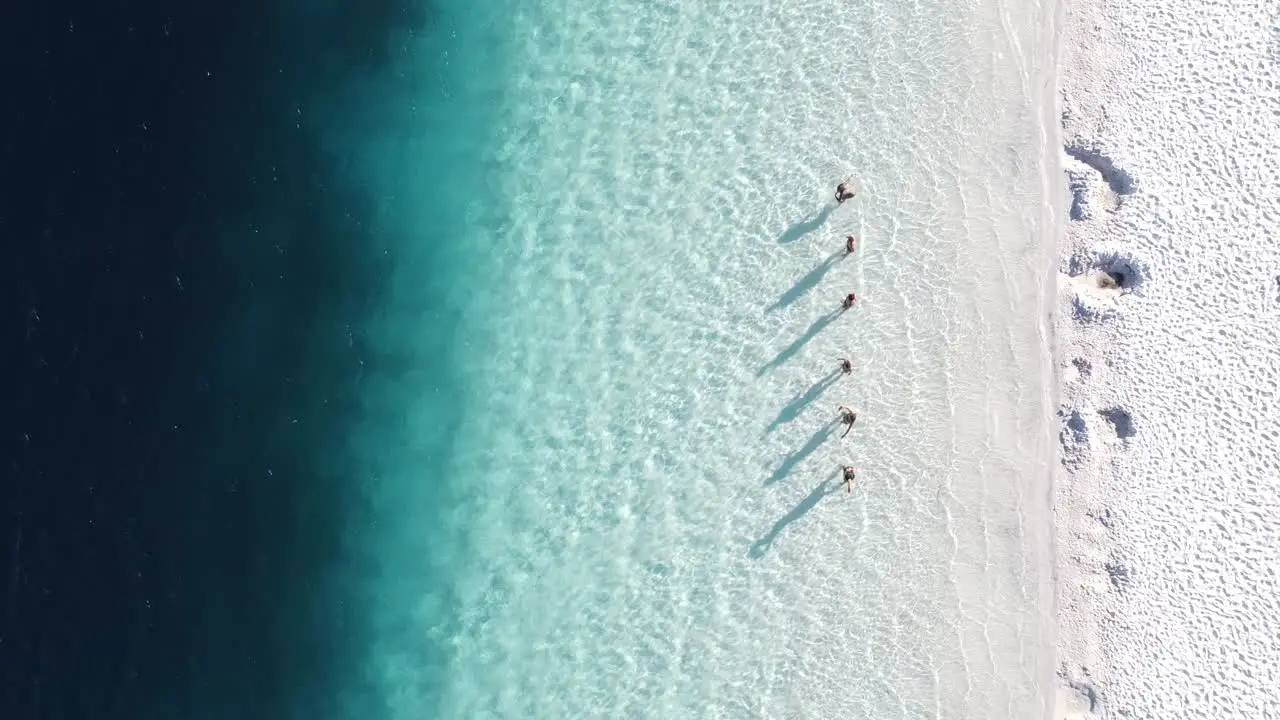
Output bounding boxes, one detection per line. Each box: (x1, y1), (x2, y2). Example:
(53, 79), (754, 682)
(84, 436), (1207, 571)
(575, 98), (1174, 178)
(1054, 0), (1280, 716)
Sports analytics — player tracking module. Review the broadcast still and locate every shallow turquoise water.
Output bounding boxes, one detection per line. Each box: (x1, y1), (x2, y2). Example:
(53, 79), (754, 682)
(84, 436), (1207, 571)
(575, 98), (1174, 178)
(337, 0), (1058, 716)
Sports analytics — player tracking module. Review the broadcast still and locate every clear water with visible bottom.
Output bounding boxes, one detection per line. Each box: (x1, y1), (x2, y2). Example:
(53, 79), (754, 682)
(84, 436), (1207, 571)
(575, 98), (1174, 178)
(339, 0), (1058, 716)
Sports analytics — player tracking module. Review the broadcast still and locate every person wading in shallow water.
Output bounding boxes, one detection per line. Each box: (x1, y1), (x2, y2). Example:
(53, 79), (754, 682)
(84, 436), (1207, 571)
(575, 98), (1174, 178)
(845, 235), (857, 254)
(838, 358), (852, 375)
(841, 292), (857, 310)
(835, 182), (856, 203)
(842, 465), (857, 493)
(837, 406), (858, 438)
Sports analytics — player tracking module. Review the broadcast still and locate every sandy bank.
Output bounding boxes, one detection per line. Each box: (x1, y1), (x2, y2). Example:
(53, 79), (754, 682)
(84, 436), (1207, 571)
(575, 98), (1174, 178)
(1053, 0), (1280, 717)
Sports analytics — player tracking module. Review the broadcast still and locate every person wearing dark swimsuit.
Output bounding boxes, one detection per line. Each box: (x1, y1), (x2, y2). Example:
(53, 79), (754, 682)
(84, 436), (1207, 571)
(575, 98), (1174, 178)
(845, 235), (857, 254)
(841, 293), (857, 310)
(842, 465), (857, 493)
(835, 182), (856, 203)
(837, 406), (858, 438)
(838, 358), (852, 374)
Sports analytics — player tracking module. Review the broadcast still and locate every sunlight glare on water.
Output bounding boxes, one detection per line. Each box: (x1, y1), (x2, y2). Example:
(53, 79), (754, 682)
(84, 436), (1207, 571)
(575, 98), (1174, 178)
(350, 0), (1058, 717)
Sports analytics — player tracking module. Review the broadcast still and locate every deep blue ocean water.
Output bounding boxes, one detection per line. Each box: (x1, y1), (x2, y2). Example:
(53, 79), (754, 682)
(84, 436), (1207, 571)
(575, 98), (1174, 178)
(1, 1), (457, 717)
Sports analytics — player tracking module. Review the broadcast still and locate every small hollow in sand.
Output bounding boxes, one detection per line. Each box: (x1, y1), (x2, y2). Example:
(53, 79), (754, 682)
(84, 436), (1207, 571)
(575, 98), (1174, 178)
(1099, 407), (1135, 439)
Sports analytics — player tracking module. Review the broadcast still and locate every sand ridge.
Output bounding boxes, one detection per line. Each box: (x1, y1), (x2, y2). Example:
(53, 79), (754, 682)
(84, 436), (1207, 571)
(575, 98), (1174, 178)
(1054, 0), (1280, 716)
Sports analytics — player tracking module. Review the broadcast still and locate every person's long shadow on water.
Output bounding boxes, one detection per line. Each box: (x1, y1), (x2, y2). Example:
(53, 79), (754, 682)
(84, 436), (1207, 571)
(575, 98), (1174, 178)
(776, 205), (835, 245)
(766, 369), (842, 433)
(764, 423), (833, 486)
(757, 308), (843, 377)
(765, 250), (845, 314)
(749, 475), (840, 558)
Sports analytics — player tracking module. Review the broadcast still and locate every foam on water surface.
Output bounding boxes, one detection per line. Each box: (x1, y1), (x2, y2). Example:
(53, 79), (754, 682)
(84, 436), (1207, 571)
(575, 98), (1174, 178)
(345, 0), (1058, 716)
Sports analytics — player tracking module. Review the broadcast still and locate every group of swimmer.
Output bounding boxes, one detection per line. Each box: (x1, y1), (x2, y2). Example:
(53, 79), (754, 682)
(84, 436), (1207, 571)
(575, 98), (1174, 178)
(834, 182), (860, 494)
(838, 402), (858, 493)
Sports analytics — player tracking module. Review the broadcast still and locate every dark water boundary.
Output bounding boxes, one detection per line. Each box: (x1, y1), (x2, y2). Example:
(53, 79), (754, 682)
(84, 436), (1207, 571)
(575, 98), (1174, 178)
(0, 1), (442, 717)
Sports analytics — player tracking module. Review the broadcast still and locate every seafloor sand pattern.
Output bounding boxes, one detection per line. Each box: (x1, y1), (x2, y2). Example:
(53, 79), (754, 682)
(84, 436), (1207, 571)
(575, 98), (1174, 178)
(1055, 0), (1280, 716)
(346, 0), (1058, 717)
